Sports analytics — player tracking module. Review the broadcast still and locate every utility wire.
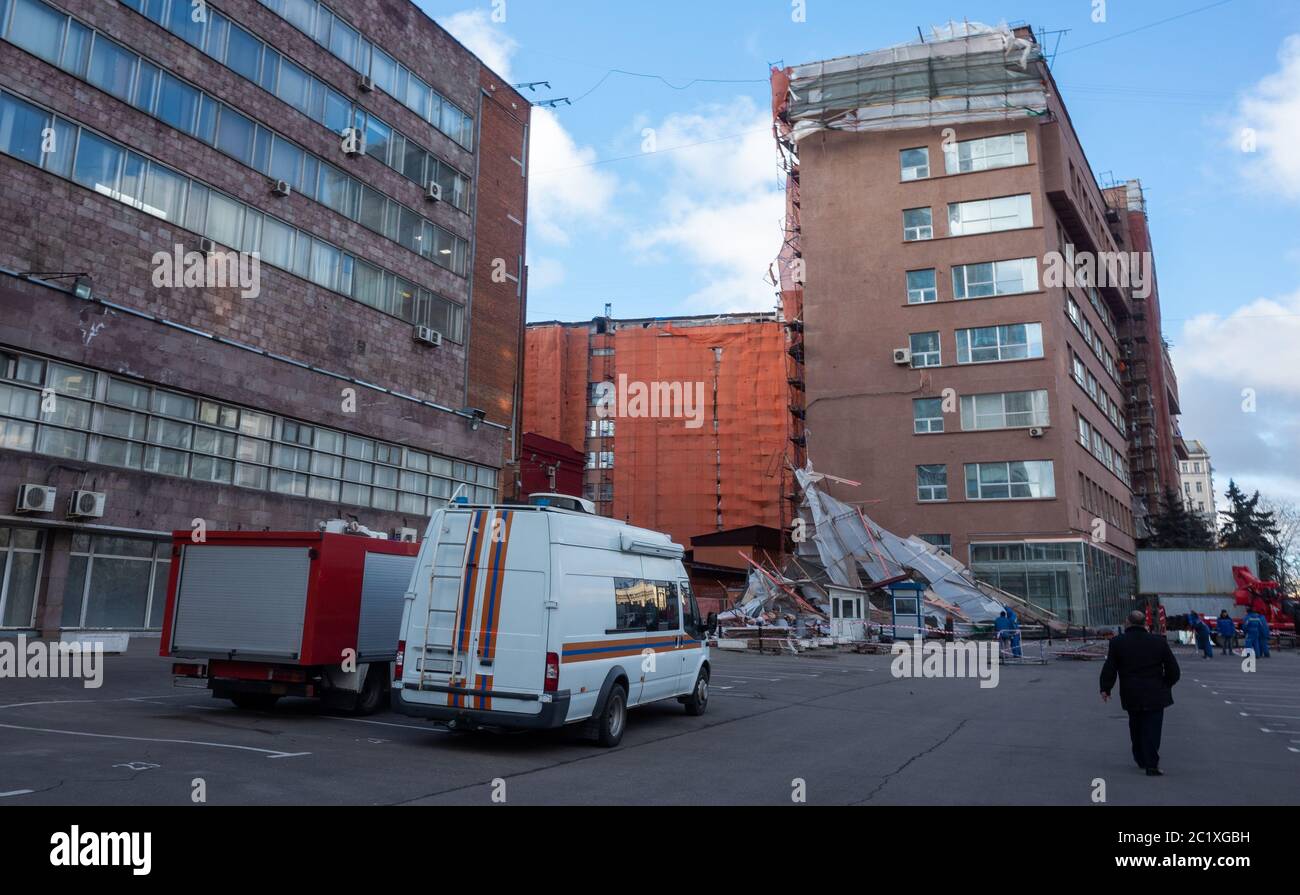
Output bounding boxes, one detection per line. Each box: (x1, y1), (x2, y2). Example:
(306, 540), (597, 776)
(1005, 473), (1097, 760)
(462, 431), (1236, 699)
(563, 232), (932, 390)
(1056, 0), (1239, 55)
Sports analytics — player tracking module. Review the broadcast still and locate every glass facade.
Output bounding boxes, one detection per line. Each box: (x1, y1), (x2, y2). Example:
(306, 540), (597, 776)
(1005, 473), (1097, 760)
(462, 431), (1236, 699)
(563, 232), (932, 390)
(62, 534), (171, 630)
(970, 541), (1134, 627)
(0, 89), (465, 340)
(0, 527), (44, 628)
(0, 348), (500, 514)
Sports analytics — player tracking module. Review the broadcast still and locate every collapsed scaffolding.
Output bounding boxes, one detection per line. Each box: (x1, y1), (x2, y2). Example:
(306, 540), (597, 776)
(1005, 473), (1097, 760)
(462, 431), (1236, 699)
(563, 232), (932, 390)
(719, 463), (1068, 656)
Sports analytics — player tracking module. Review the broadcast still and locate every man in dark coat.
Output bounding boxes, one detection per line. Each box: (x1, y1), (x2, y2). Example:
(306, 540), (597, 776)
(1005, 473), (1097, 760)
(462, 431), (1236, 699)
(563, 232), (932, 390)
(1100, 610), (1182, 776)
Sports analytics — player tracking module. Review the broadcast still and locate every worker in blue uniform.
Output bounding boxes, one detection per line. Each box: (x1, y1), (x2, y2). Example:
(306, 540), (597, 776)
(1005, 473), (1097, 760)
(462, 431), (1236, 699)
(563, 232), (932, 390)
(1242, 609), (1267, 659)
(1215, 611), (1237, 655)
(1187, 613), (1213, 659)
(1006, 606), (1022, 658)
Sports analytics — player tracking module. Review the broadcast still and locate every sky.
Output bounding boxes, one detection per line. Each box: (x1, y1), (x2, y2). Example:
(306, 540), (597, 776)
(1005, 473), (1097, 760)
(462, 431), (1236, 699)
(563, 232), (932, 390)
(413, 0), (1300, 512)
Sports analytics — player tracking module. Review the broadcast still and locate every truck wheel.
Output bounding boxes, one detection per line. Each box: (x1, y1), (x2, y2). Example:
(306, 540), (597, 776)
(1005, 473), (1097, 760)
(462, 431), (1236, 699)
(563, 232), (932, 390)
(682, 668), (710, 716)
(230, 694), (279, 711)
(351, 665), (387, 716)
(595, 684), (627, 748)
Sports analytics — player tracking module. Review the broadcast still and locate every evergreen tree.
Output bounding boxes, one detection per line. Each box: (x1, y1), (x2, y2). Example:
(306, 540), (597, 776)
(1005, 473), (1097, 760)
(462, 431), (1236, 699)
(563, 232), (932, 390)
(1144, 487), (1215, 548)
(1219, 480), (1282, 581)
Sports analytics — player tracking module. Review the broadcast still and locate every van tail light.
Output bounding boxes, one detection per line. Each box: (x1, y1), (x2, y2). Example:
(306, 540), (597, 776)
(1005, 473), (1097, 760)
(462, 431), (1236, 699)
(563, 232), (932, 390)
(544, 652), (560, 692)
(394, 640), (406, 682)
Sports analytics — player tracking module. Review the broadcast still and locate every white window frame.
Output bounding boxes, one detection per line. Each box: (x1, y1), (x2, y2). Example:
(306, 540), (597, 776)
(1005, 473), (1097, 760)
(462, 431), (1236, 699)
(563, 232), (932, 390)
(959, 390), (1049, 431)
(903, 207), (933, 242)
(917, 465), (948, 502)
(942, 132), (1029, 175)
(910, 332), (941, 368)
(964, 460), (1056, 501)
(913, 398), (945, 434)
(947, 194), (1033, 237)
(952, 258), (1039, 300)
(900, 146), (930, 181)
(906, 268), (937, 304)
(955, 323), (1043, 365)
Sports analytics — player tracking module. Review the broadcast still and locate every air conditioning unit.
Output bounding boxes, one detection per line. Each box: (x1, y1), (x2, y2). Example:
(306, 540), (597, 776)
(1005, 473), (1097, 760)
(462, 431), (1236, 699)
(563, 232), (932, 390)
(16, 484), (55, 514)
(68, 490), (106, 519)
(198, 237), (217, 255)
(272, 179), (292, 197)
(358, 74), (375, 93)
(413, 325), (443, 347)
(342, 127), (366, 156)
(1029, 427), (1046, 439)
(892, 348), (912, 366)
(425, 181), (442, 203)
(399, 527), (419, 543)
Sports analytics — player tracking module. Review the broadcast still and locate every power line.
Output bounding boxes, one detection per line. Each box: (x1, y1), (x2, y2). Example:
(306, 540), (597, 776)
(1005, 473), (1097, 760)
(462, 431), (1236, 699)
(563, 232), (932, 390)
(1057, 0), (1238, 55)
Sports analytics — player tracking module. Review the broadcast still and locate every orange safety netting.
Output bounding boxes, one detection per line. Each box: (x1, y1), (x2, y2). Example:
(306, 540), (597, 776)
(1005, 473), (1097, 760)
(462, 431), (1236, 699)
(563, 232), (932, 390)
(523, 324), (589, 452)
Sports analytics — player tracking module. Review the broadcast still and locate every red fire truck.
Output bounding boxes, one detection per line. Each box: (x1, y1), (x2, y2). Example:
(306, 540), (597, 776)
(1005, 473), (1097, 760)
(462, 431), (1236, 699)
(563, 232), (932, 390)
(159, 526), (419, 714)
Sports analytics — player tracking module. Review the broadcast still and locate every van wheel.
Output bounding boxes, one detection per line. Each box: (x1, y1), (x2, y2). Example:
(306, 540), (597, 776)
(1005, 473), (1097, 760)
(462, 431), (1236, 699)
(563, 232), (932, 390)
(683, 669), (709, 716)
(230, 694), (279, 711)
(351, 665), (386, 716)
(595, 684), (628, 748)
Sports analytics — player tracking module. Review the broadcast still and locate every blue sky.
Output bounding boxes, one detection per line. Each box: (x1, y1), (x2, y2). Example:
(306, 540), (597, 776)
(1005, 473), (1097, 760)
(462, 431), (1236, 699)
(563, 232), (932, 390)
(415, 0), (1300, 509)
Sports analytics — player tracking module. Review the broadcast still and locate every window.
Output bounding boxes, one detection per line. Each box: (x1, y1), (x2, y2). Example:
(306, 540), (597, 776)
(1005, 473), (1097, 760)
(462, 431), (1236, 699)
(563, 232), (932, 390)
(956, 323), (1043, 364)
(156, 72), (199, 132)
(72, 129), (123, 198)
(900, 147), (929, 180)
(952, 258), (1038, 299)
(960, 390), (1049, 431)
(1077, 414), (1091, 449)
(947, 194), (1033, 236)
(903, 207), (933, 241)
(910, 332), (941, 368)
(214, 107), (256, 166)
(9, 0), (64, 63)
(913, 398), (944, 434)
(0, 90), (46, 166)
(613, 579), (679, 633)
(907, 269), (937, 304)
(965, 461), (1056, 501)
(0, 527), (45, 628)
(917, 465), (948, 502)
(63, 535), (170, 630)
(943, 132), (1029, 175)
(919, 534), (953, 555)
(87, 34), (137, 102)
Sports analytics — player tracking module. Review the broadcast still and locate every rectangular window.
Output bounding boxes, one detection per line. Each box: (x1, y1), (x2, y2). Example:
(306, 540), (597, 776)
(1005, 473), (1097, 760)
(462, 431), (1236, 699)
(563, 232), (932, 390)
(960, 390), (1049, 431)
(903, 207), (933, 241)
(613, 579), (679, 633)
(956, 323), (1043, 364)
(87, 34), (138, 102)
(0, 90), (48, 166)
(214, 106), (255, 165)
(910, 332), (941, 368)
(947, 194), (1033, 236)
(943, 132), (1029, 175)
(917, 465), (948, 502)
(952, 258), (1039, 299)
(1078, 413), (1091, 449)
(72, 129), (123, 199)
(913, 398), (944, 434)
(156, 73), (199, 133)
(900, 147), (929, 181)
(906, 269), (937, 304)
(965, 461), (1056, 501)
(919, 534), (953, 555)
(9, 0), (65, 64)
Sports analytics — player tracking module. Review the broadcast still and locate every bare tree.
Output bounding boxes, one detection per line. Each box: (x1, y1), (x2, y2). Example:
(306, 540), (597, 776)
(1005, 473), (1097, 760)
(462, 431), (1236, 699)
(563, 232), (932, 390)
(1260, 497), (1300, 596)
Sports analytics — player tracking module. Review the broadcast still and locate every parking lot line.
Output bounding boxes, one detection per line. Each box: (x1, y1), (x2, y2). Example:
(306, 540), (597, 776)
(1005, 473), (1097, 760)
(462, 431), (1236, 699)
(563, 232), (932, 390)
(0, 790), (34, 798)
(0, 720), (312, 759)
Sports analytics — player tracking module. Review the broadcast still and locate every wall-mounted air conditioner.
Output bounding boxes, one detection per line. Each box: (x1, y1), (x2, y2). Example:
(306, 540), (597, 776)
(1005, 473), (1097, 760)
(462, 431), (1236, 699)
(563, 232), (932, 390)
(68, 490), (106, 519)
(16, 484), (55, 513)
(414, 326), (443, 347)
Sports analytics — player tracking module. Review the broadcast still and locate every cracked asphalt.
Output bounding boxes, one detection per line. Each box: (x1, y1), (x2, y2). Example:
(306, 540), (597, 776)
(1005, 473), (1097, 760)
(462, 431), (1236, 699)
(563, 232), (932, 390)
(1, 640), (1297, 805)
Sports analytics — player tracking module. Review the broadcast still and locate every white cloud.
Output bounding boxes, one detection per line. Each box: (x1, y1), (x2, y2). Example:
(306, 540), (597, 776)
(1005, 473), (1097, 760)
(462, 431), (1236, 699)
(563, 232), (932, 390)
(438, 9), (517, 81)
(527, 255), (566, 291)
(629, 97), (785, 312)
(435, 7), (617, 245)
(1173, 288), (1300, 503)
(1233, 34), (1300, 199)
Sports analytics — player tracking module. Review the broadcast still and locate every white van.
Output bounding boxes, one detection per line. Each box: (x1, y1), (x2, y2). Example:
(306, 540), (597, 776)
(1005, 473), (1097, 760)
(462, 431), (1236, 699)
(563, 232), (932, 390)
(392, 495), (713, 747)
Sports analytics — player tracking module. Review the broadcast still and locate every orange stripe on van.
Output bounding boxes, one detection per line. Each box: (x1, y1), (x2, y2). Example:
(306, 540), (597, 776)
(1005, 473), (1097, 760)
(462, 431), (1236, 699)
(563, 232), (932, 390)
(451, 510), (486, 708)
(476, 510), (514, 710)
(561, 635), (701, 664)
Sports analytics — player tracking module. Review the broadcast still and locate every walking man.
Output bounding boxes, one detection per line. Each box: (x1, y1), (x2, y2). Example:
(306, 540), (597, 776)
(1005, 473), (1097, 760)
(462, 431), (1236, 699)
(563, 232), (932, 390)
(1100, 610), (1182, 777)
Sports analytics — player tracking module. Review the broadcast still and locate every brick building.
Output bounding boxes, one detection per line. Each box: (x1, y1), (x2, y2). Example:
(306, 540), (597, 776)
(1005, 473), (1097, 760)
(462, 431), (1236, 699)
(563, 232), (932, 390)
(773, 24), (1185, 625)
(0, 0), (529, 635)
(523, 314), (791, 550)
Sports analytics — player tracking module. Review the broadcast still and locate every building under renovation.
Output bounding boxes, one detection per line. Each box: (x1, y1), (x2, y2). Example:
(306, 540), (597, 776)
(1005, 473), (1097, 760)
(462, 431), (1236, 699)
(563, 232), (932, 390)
(771, 22), (1186, 626)
(523, 314), (792, 549)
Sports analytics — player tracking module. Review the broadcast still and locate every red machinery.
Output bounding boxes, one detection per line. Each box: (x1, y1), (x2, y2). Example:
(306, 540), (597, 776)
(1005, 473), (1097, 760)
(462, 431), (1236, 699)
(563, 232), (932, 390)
(1231, 566), (1296, 632)
(160, 528), (419, 713)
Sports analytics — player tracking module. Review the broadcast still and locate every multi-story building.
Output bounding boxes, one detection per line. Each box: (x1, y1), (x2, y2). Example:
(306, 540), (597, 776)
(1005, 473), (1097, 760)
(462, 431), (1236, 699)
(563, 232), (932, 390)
(0, 0), (529, 635)
(772, 23), (1179, 625)
(1179, 440), (1216, 530)
(1101, 179), (1187, 534)
(523, 313), (790, 549)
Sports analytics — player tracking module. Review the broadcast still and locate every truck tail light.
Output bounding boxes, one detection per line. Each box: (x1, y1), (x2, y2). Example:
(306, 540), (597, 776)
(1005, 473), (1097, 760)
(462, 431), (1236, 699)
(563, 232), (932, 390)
(395, 640), (406, 682)
(172, 662), (206, 678)
(544, 652), (560, 692)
